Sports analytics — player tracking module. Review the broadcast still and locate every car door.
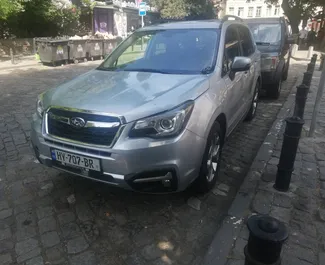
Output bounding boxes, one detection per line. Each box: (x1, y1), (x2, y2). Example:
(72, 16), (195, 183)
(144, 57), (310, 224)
(222, 25), (246, 132)
(237, 25), (258, 108)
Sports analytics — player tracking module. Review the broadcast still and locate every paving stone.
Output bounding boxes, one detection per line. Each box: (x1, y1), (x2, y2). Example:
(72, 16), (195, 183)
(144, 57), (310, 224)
(0, 253), (12, 264)
(252, 191), (273, 214)
(66, 236), (89, 254)
(231, 238), (247, 259)
(319, 209), (325, 222)
(76, 203), (94, 222)
(302, 154), (316, 163)
(36, 206), (53, 220)
(15, 237), (38, 256)
(0, 209), (12, 219)
(282, 254), (313, 265)
(26, 256), (43, 265)
(317, 153), (325, 161)
(0, 239), (14, 253)
(217, 183), (230, 193)
(273, 193), (292, 208)
(114, 212), (128, 226)
(319, 253), (325, 265)
(57, 212), (75, 225)
(16, 210), (36, 227)
(0, 201), (9, 211)
(38, 216), (56, 234)
(226, 259), (245, 265)
(286, 244), (317, 264)
(141, 243), (162, 261)
(41, 231), (60, 248)
(60, 222), (82, 239)
(69, 251), (97, 265)
(187, 197), (201, 211)
(16, 225), (37, 241)
(123, 253), (147, 265)
(270, 206), (291, 224)
(289, 232), (318, 250)
(17, 247), (41, 263)
(46, 245), (65, 264)
(0, 227), (11, 241)
(133, 230), (154, 247)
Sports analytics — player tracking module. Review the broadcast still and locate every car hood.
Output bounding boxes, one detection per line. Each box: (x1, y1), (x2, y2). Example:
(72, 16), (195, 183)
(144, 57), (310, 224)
(43, 69), (209, 122)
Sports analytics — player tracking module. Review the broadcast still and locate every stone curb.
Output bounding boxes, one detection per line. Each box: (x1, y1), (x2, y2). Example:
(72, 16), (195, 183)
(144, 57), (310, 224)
(202, 72), (301, 265)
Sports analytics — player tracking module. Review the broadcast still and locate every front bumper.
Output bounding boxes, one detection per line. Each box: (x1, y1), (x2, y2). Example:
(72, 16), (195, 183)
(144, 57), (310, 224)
(31, 114), (206, 193)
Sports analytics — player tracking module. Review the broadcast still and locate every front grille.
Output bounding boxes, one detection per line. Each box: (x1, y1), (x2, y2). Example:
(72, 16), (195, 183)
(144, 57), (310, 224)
(47, 108), (121, 146)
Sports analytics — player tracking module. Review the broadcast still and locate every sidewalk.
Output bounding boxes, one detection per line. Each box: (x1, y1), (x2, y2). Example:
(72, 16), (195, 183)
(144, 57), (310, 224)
(292, 50), (324, 62)
(0, 55), (41, 71)
(203, 60), (325, 265)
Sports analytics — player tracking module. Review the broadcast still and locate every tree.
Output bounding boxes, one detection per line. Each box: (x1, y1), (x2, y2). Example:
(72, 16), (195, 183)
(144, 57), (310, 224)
(148, 0), (215, 20)
(265, 0), (323, 34)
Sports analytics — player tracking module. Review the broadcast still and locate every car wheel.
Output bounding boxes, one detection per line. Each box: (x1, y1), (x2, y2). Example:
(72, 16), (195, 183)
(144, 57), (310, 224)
(196, 121), (223, 193)
(282, 66), (289, 81)
(267, 78), (282, 99)
(245, 80), (260, 121)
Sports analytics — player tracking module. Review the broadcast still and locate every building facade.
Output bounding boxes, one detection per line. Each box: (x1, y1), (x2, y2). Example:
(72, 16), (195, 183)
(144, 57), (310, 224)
(224, 0), (284, 19)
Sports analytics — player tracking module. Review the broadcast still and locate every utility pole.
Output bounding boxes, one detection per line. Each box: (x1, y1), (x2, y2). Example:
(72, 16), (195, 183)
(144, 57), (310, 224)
(308, 59), (325, 137)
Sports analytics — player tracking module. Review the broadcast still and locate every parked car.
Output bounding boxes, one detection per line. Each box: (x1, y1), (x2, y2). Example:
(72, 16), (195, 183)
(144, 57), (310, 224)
(245, 17), (295, 99)
(31, 16), (261, 193)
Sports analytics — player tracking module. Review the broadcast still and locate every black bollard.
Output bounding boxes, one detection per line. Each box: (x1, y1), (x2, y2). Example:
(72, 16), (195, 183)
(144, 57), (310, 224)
(311, 54), (318, 64)
(320, 54), (325, 71)
(244, 215), (288, 265)
(275, 116), (304, 191)
(302, 71), (313, 88)
(307, 63), (315, 73)
(293, 84), (309, 119)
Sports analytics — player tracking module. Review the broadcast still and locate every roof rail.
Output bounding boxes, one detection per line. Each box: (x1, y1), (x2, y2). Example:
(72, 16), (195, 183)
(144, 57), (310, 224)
(221, 15), (243, 22)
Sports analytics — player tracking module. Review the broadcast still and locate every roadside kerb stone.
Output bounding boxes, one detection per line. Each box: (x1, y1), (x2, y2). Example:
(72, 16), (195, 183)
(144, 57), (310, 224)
(203, 64), (301, 265)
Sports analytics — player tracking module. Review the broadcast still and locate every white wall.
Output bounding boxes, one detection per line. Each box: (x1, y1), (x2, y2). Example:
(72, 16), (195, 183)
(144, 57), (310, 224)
(225, 0), (284, 18)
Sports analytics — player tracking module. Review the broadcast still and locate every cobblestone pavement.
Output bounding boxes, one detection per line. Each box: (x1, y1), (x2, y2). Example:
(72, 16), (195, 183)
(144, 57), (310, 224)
(0, 61), (303, 265)
(204, 62), (325, 265)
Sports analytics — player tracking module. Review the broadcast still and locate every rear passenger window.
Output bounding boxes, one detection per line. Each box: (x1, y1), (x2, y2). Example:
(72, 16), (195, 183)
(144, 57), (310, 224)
(238, 26), (255, 56)
(223, 26), (241, 74)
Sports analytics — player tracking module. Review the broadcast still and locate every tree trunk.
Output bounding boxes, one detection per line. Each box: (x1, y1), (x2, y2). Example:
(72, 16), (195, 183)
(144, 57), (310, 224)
(281, 0), (300, 34)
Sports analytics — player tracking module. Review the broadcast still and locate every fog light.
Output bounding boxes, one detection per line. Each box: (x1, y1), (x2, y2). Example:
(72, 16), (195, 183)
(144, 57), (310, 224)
(162, 179), (171, 187)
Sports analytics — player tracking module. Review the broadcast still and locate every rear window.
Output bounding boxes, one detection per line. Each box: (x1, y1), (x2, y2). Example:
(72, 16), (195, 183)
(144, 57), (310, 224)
(247, 23), (281, 45)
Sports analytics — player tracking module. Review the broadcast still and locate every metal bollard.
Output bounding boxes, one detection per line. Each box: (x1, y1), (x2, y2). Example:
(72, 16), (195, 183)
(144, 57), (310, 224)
(320, 54), (325, 71)
(244, 215), (288, 265)
(311, 54), (318, 64)
(307, 63), (315, 73)
(293, 84), (309, 119)
(302, 71), (313, 88)
(307, 46), (314, 59)
(274, 116), (304, 191)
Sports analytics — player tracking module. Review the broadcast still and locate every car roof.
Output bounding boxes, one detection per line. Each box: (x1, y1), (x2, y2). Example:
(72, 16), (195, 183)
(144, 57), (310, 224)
(244, 17), (282, 23)
(137, 20), (224, 31)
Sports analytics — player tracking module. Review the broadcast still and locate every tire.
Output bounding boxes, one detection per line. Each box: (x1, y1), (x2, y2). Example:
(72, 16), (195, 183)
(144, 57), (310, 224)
(245, 80), (260, 121)
(266, 78), (282, 99)
(282, 66), (289, 81)
(195, 121), (224, 193)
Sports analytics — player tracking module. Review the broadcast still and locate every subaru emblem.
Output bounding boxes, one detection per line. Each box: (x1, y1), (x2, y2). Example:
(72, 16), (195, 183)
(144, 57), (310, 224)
(70, 117), (86, 128)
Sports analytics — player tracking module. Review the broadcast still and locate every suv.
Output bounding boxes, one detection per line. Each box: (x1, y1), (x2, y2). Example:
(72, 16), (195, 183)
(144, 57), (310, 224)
(245, 17), (294, 98)
(31, 16), (261, 193)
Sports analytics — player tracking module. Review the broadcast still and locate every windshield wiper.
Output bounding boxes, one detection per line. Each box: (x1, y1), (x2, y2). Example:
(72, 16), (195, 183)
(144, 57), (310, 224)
(125, 68), (170, 74)
(96, 66), (118, 71)
(255, 42), (271, 45)
(201, 66), (213, 74)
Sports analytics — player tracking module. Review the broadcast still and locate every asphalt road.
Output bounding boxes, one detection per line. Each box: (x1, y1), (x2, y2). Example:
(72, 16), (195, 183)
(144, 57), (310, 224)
(0, 60), (303, 265)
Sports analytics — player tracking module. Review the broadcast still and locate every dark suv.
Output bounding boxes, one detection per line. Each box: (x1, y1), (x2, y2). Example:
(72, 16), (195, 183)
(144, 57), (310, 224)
(245, 17), (294, 98)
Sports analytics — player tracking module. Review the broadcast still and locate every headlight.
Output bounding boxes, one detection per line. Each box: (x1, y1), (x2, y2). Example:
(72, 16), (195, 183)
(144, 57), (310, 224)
(129, 101), (194, 138)
(36, 94), (44, 118)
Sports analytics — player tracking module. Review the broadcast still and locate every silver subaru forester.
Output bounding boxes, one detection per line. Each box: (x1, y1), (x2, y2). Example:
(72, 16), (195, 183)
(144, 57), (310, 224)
(31, 16), (261, 193)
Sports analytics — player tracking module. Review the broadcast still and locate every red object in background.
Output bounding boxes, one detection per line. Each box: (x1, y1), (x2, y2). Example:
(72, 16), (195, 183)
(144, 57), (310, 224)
(72, 7), (76, 13)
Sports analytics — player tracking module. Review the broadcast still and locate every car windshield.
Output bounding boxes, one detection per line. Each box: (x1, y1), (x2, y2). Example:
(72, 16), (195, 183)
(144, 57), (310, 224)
(247, 23), (281, 45)
(98, 28), (219, 75)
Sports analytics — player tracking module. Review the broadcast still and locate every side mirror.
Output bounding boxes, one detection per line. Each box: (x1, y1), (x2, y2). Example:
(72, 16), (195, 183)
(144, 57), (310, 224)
(231, 57), (252, 72)
(286, 36), (296, 44)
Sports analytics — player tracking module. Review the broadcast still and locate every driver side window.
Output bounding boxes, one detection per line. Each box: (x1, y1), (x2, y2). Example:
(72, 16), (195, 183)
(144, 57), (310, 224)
(223, 26), (241, 76)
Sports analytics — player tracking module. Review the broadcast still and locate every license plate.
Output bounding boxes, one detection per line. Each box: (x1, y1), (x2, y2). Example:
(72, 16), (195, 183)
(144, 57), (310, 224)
(51, 149), (101, 171)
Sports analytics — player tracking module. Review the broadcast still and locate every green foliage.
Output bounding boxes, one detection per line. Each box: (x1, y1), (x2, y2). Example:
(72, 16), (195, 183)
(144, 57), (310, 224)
(265, 0), (323, 33)
(0, 0), (22, 20)
(149, 0), (216, 19)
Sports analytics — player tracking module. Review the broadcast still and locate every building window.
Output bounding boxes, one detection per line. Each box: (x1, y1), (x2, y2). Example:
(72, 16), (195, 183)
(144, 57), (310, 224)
(248, 7), (254, 17)
(266, 6), (272, 16)
(238, 7), (244, 17)
(228, 7), (234, 15)
(274, 6), (279, 15)
(256, 7), (262, 17)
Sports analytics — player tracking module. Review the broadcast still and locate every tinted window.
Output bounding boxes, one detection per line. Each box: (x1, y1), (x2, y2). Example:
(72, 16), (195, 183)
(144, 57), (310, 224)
(247, 23), (281, 45)
(223, 26), (241, 74)
(238, 26), (255, 56)
(99, 29), (219, 75)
